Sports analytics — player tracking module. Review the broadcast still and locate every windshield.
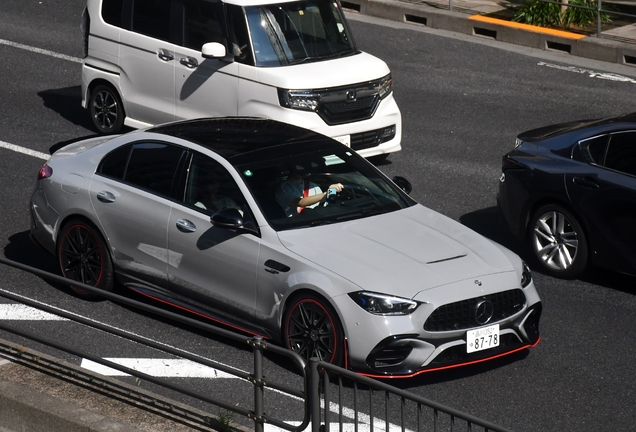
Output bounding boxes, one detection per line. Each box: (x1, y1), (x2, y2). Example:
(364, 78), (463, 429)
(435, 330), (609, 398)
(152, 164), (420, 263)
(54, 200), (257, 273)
(237, 148), (414, 230)
(244, 0), (356, 67)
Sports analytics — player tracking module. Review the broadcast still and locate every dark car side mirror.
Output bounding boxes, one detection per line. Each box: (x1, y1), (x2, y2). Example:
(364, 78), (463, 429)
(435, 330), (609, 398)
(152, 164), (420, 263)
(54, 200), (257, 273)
(210, 208), (259, 235)
(392, 176), (412, 195)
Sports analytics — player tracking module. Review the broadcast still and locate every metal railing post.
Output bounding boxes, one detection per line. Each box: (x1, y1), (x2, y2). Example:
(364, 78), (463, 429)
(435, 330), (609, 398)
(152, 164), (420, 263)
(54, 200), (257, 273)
(252, 335), (265, 432)
(310, 358), (321, 432)
(597, 0), (602, 37)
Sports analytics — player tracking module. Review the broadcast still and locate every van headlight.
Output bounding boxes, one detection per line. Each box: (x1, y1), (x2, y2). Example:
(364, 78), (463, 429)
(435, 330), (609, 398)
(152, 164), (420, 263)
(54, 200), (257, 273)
(349, 291), (419, 315)
(376, 74), (392, 100)
(278, 89), (319, 111)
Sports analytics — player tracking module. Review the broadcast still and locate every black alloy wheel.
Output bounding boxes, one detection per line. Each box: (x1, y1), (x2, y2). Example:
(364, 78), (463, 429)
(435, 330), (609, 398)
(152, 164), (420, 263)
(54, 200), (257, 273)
(89, 84), (124, 134)
(57, 219), (114, 299)
(284, 294), (344, 366)
(528, 204), (588, 279)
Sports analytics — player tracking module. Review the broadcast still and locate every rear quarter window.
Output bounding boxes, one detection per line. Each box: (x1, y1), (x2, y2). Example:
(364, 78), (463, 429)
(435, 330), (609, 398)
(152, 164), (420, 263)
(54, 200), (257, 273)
(102, 0), (124, 27)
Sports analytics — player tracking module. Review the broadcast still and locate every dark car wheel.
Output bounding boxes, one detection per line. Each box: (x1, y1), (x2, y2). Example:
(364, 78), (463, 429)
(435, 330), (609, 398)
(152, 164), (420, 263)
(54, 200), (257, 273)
(283, 294), (344, 366)
(89, 84), (124, 134)
(57, 219), (114, 299)
(528, 204), (588, 279)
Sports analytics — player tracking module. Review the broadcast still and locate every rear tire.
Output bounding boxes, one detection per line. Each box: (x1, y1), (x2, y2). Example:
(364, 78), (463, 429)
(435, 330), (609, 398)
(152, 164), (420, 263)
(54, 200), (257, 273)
(57, 219), (114, 299)
(283, 293), (344, 367)
(528, 204), (588, 279)
(89, 84), (124, 134)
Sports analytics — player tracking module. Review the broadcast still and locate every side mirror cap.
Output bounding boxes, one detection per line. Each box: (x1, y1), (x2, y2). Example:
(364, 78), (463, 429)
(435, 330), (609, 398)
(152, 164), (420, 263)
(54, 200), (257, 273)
(210, 208), (244, 229)
(202, 42), (227, 59)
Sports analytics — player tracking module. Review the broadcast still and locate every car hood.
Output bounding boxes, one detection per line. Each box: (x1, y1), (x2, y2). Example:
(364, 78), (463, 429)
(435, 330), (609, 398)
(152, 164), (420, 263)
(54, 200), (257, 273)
(254, 51), (390, 89)
(277, 205), (519, 299)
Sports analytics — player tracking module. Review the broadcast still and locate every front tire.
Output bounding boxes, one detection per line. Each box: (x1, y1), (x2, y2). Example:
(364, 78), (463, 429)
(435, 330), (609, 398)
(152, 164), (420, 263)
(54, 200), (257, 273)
(283, 293), (344, 366)
(89, 84), (124, 134)
(57, 219), (114, 299)
(528, 204), (588, 278)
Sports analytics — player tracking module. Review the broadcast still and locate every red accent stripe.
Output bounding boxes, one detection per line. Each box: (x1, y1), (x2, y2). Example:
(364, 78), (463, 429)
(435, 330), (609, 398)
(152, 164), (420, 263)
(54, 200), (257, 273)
(129, 287), (269, 339)
(357, 337), (541, 379)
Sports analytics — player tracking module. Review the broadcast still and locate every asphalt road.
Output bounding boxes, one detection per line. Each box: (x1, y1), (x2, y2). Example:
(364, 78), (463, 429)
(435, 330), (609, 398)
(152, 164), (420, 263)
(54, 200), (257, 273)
(2, 1), (636, 431)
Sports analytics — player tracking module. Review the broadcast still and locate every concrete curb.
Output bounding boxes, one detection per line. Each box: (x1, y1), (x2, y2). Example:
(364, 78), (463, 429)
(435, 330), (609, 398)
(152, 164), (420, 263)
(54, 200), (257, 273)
(0, 379), (143, 432)
(343, 0), (636, 66)
(0, 339), (253, 432)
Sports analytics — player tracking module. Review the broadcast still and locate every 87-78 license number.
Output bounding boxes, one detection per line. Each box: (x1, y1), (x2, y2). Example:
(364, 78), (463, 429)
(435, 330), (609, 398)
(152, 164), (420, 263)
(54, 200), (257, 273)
(466, 324), (499, 353)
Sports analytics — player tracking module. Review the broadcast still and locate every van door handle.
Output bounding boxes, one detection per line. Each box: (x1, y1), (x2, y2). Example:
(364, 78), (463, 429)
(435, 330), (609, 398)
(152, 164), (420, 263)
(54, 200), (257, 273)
(179, 56), (199, 68)
(158, 49), (174, 62)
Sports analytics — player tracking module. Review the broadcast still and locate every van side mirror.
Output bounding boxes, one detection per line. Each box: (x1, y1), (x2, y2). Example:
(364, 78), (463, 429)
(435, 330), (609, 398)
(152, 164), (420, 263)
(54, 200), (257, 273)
(202, 42), (227, 59)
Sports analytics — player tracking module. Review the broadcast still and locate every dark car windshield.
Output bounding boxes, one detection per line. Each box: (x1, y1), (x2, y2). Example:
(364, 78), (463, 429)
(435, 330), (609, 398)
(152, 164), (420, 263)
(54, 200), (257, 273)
(236, 148), (415, 230)
(244, 0), (356, 67)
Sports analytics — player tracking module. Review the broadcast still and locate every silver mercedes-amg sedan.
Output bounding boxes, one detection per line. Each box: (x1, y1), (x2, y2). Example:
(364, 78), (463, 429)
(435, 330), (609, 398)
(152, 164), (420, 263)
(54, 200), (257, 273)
(30, 118), (541, 377)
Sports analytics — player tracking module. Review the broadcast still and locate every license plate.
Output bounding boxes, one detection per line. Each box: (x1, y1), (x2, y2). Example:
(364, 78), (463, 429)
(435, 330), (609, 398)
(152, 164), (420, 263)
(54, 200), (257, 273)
(466, 324), (499, 353)
(332, 134), (351, 147)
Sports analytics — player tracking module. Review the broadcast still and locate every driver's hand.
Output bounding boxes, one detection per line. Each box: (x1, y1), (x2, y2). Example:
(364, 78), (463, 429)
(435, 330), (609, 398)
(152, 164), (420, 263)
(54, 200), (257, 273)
(329, 183), (344, 192)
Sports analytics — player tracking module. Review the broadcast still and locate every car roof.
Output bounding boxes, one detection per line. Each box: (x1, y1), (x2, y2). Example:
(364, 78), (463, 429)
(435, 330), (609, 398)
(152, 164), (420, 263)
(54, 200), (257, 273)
(519, 111), (636, 143)
(147, 117), (342, 165)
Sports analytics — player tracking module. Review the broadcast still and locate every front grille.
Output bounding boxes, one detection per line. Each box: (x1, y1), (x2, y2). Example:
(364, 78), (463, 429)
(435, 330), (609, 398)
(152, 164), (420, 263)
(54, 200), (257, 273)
(318, 95), (379, 125)
(424, 289), (526, 332)
(350, 126), (395, 150)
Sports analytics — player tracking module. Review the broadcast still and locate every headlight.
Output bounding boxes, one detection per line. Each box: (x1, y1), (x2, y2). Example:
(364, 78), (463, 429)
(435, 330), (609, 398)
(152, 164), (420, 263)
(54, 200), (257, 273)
(521, 261), (532, 288)
(514, 137), (523, 149)
(376, 74), (392, 100)
(349, 291), (419, 315)
(278, 89), (319, 111)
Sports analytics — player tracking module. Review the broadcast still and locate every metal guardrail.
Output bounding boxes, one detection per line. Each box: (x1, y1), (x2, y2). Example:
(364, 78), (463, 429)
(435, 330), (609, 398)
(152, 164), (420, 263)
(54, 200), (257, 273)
(399, 0), (636, 41)
(0, 256), (309, 432)
(310, 360), (515, 432)
(0, 256), (514, 432)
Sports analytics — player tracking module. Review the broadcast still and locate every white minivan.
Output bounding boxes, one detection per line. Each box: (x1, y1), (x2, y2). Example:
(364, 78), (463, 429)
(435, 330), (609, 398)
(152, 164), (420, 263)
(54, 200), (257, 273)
(81, 0), (402, 158)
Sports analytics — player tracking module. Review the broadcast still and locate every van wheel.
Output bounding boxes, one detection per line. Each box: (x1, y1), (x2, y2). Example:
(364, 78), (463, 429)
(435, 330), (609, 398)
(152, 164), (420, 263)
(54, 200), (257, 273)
(57, 219), (114, 299)
(89, 84), (124, 134)
(283, 293), (344, 367)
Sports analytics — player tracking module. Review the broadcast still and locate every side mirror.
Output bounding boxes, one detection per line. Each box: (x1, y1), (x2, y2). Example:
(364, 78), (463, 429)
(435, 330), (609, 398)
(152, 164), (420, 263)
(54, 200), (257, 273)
(210, 208), (244, 229)
(202, 42), (227, 59)
(210, 208), (259, 235)
(392, 176), (412, 195)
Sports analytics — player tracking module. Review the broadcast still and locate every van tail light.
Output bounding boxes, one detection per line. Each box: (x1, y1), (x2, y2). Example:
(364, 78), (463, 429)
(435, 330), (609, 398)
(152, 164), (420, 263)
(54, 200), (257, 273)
(37, 164), (53, 180)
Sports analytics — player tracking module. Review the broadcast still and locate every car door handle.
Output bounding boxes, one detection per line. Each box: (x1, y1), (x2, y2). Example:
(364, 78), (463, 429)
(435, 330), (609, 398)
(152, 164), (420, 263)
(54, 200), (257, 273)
(96, 191), (116, 203)
(158, 49), (174, 62)
(176, 219), (197, 233)
(572, 176), (600, 189)
(179, 56), (198, 68)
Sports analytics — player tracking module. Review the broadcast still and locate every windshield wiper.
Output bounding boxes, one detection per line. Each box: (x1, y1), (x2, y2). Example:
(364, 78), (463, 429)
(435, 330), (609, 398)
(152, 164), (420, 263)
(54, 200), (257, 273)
(287, 56), (322, 65)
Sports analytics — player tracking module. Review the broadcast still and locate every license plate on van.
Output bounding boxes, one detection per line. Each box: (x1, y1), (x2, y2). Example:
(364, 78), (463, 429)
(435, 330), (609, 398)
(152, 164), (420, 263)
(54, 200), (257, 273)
(332, 135), (351, 147)
(466, 324), (499, 353)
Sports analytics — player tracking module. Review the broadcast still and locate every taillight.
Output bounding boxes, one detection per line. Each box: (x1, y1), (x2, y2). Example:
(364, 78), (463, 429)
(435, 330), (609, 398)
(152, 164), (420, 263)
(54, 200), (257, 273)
(37, 164), (53, 180)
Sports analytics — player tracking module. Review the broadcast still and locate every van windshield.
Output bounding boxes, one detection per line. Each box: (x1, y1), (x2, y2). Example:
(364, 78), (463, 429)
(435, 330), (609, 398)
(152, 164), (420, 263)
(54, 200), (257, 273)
(244, 0), (356, 67)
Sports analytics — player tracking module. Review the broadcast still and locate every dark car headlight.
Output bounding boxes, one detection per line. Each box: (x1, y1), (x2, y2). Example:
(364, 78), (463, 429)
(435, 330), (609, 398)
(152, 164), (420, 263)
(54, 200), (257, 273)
(521, 261), (532, 288)
(349, 291), (419, 315)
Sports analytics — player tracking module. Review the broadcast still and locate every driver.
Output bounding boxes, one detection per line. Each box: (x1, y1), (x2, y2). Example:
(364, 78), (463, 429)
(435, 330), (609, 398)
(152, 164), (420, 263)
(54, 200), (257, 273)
(275, 169), (343, 217)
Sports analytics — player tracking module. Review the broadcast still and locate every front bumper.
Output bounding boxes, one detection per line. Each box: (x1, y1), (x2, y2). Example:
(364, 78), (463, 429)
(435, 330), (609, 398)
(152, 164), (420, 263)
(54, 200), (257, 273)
(347, 300), (542, 378)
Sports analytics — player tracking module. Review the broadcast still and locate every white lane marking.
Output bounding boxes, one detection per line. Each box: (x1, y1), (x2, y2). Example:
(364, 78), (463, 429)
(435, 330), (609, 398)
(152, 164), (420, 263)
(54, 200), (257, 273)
(266, 422), (411, 432)
(0, 304), (69, 320)
(538, 61), (636, 83)
(0, 38), (82, 63)
(0, 140), (49, 160)
(81, 358), (239, 378)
